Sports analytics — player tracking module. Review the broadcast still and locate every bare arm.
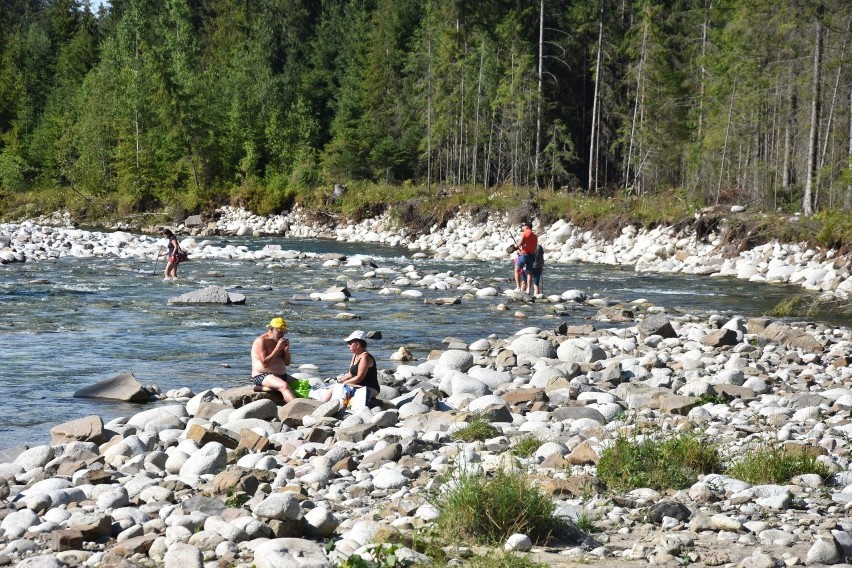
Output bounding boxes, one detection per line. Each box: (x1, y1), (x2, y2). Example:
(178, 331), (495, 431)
(340, 355), (370, 386)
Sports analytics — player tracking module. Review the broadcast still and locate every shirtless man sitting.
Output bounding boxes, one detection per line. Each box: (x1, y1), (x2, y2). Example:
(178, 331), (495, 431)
(251, 317), (295, 403)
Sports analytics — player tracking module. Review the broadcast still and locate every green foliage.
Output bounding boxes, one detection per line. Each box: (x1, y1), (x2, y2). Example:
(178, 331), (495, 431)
(597, 431), (722, 492)
(223, 490), (249, 509)
(434, 466), (566, 545)
(510, 435), (545, 458)
(451, 415), (499, 443)
(815, 211), (852, 249)
(3, 0), (852, 232)
(726, 444), (828, 485)
(695, 392), (726, 406)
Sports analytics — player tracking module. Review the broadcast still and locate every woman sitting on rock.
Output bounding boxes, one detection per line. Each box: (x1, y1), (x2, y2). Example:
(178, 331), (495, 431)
(322, 330), (381, 405)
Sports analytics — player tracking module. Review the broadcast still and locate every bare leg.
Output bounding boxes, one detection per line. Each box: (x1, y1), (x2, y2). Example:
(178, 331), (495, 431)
(262, 374), (295, 403)
(513, 264), (522, 290)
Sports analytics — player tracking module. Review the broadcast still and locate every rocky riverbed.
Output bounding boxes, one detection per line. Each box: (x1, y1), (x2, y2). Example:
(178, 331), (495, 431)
(1, 307), (852, 567)
(3, 205), (852, 302)
(1, 210), (852, 567)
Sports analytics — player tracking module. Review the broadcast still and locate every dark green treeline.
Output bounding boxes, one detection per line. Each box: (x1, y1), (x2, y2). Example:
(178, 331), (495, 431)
(1, 0), (850, 214)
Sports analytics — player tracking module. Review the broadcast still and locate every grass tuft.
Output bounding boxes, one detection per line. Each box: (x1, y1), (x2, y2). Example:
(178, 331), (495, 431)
(463, 552), (549, 568)
(433, 466), (566, 545)
(451, 415), (499, 443)
(726, 444), (828, 484)
(767, 295), (820, 318)
(510, 435), (546, 458)
(596, 431), (722, 492)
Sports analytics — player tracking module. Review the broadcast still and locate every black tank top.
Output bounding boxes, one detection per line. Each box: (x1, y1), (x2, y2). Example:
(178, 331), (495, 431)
(350, 353), (380, 393)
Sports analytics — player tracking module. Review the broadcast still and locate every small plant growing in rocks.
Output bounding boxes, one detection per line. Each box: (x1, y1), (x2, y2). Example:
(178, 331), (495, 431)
(726, 444), (829, 484)
(432, 466), (566, 545)
(574, 513), (601, 534)
(510, 435), (546, 458)
(597, 431), (722, 491)
(451, 415), (499, 442)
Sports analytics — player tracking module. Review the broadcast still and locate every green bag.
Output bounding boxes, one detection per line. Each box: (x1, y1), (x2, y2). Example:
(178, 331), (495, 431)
(291, 378), (312, 399)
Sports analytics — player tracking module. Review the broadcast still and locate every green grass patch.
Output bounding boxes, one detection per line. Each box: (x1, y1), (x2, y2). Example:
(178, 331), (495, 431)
(451, 415), (499, 443)
(463, 552), (549, 568)
(510, 435), (546, 458)
(433, 466), (566, 545)
(596, 432), (722, 492)
(695, 392), (726, 405)
(726, 444), (828, 484)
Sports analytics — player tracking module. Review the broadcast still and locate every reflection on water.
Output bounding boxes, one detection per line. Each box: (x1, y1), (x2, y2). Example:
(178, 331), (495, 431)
(0, 236), (832, 449)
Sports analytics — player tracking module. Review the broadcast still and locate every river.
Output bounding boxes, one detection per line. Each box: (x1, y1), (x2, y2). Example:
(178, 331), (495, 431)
(0, 235), (805, 450)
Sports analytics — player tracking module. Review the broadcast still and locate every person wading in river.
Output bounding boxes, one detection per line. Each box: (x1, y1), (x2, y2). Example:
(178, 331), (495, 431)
(161, 228), (184, 281)
(251, 317), (296, 402)
(511, 221), (538, 293)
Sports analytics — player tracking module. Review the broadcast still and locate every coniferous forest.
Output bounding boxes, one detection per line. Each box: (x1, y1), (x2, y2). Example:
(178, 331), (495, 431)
(1, 0), (851, 218)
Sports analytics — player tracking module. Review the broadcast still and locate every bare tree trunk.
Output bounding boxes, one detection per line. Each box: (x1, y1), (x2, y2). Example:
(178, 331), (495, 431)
(782, 82), (795, 193)
(802, 7), (823, 216)
(625, 18), (648, 194)
(717, 81), (737, 205)
(846, 88), (852, 210)
(473, 41), (484, 189)
(815, 17), (850, 208)
(588, 4), (603, 192)
(533, 0), (544, 189)
(427, 33), (433, 190)
(697, 0), (710, 140)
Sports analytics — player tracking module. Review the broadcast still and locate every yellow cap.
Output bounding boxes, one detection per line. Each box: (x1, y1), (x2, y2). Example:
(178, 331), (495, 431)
(268, 317), (288, 330)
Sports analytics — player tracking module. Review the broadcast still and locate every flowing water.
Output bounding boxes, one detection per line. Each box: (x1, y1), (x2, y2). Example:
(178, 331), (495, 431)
(0, 235), (820, 450)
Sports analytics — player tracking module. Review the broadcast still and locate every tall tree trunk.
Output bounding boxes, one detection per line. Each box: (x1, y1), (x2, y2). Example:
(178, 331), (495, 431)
(782, 82), (795, 194)
(533, 0), (544, 189)
(846, 88), (852, 210)
(588, 4), (603, 192)
(697, 0), (710, 140)
(473, 41), (484, 189)
(427, 33), (433, 190)
(815, 16), (850, 208)
(716, 81), (737, 205)
(625, 18), (648, 195)
(802, 6), (823, 216)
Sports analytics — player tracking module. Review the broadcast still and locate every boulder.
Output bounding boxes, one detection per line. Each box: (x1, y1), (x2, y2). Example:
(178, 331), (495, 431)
(168, 286), (232, 305)
(72, 371), (149, 403)
(50, 415), (105, 445)
(509, 335), (556, 358)
(639, 314), (677, 339)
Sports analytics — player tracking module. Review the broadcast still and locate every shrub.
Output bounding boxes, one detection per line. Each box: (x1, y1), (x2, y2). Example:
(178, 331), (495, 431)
(726, 444), (829, 484)
(596, 432), (722, 492)
(434, 466), (565, 545)
(451, 415), (499, 442)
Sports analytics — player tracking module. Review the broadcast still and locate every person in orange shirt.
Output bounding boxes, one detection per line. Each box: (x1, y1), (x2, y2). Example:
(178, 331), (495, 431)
(512, 221), (538, 292)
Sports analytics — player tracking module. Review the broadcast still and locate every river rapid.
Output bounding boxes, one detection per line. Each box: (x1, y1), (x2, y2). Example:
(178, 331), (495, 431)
(0, 235), (802, 450)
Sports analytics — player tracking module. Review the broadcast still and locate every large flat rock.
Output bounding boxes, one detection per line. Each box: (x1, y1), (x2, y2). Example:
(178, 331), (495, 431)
(72, 371), (149, 403)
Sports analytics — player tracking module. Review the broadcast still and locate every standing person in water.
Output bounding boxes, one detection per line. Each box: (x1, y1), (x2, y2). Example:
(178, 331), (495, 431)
(161, 228), (183, 281)
(251, 317), (296, 403)
(512, 221), (538, 292)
